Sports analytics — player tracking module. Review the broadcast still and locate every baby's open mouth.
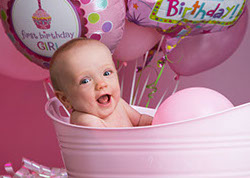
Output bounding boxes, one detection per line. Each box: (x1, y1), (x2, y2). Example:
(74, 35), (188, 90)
(97, 94), (111, 105)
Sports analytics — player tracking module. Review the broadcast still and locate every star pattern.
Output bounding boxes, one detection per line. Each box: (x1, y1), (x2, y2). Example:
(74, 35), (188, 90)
(133, 3), (139, 10)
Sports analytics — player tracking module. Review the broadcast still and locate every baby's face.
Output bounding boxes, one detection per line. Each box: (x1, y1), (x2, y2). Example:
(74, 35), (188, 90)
(59, 42), (120, 119)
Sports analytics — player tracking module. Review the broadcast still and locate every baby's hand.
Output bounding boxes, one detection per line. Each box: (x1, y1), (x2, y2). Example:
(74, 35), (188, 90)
(137, 114), (153, 126)
(120, 98), (153, 127)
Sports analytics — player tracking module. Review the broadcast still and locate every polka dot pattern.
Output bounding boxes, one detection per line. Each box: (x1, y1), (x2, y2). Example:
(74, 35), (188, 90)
(96, 0), (108, 10)
(1, 10), (7, 21)
(88, 13), (100, 24)
(7, 33), (15, 43)
(90, 33), (102, 40)
(24, 54), (32, 61)
(43, 62), (50, 68)
(102, 21), (112, 32)
(81, 0), (91, 4)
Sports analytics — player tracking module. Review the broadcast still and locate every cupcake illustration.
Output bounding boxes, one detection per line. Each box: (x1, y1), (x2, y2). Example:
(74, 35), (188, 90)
(32, 0), (52, 30)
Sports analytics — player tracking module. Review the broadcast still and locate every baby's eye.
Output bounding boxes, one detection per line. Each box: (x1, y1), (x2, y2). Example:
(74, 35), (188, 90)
(103, 70), (112, 76)
(80, 78), (90, 85)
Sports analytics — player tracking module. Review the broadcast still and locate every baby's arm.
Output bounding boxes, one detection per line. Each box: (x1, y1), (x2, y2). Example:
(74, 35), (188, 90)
(70, 111), (107, 127)
(120, 99), (153, 127)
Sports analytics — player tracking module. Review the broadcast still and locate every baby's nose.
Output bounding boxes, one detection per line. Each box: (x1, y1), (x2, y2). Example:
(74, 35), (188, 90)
(95, 80), (107, 90)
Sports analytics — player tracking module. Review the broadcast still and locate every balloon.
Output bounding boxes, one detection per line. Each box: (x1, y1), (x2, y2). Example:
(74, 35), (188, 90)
(0, 0), (125, 69)
(0, 23), (49, 81)
(127, 0), (248, 53)
(153, 87), (234, 125)
(166, 8), (248, 76)
(113, 19), (162, 61)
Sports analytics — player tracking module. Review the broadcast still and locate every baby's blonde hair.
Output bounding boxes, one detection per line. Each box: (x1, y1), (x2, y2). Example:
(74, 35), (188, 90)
(49, 37), (98, 91)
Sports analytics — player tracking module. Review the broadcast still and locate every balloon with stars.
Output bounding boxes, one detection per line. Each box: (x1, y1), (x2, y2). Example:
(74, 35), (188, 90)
(127, 0), (248, 53)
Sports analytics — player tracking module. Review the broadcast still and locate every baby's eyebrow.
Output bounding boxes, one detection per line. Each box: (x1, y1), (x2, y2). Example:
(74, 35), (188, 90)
(76, 72), (89, 81)
(103, 64), (113, 67)
(102, 65), (115, 71)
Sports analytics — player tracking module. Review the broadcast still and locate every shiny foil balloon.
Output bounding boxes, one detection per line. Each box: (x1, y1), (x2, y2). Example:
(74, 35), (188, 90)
(0, 23), (49, 81)
(0, 0), (125, 69)
(127, 0), (248, 52)
(166, 8), (248, 76)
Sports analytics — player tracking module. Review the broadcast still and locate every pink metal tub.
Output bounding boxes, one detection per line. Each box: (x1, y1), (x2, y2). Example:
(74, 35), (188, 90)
(45, 97), (250, 178)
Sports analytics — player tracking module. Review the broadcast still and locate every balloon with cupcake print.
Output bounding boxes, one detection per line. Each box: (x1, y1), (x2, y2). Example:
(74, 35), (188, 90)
(32, 0), (52, 30)
(0, 0), (125, 69)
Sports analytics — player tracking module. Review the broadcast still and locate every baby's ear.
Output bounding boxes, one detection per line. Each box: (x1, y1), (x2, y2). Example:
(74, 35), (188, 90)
(55, 90), (72, 110)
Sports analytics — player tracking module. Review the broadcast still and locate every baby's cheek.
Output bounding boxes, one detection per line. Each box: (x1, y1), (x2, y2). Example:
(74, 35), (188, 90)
(113, 90), (121, 104)
(109, 77), (119, 88)
(113, 83), (120, 93)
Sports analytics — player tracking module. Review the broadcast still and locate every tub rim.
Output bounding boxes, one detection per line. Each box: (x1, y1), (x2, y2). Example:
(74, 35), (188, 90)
(45, 97), (250, 131)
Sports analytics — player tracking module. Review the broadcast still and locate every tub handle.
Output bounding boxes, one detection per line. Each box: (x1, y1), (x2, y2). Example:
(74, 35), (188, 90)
(54, 98), (70, 122)
(43, 78), (54, 100)
(44, 79), (70, 122)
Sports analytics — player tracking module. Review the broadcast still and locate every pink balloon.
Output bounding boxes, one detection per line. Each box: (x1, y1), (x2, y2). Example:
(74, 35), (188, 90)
(153, 87), (234, 125)
(113, 19), (162, 61)
(0, 0), (125, 69)
(83, 0), (126, 51)
(0, 22), (49, 81)
(166, 9), (248, 76)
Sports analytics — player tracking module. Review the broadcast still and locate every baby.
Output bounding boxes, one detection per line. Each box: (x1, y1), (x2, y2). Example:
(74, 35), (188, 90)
(49, 38), (153, 127)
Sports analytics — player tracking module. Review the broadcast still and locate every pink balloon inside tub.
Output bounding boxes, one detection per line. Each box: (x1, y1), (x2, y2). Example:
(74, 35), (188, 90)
(153, 87), (234, 125)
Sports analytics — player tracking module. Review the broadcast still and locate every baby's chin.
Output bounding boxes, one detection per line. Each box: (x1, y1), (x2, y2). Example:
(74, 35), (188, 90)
(95, 104), (117, 119)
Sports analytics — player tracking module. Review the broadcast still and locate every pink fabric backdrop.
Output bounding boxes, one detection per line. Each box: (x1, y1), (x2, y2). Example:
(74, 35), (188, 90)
(0, 4), (250, 174)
